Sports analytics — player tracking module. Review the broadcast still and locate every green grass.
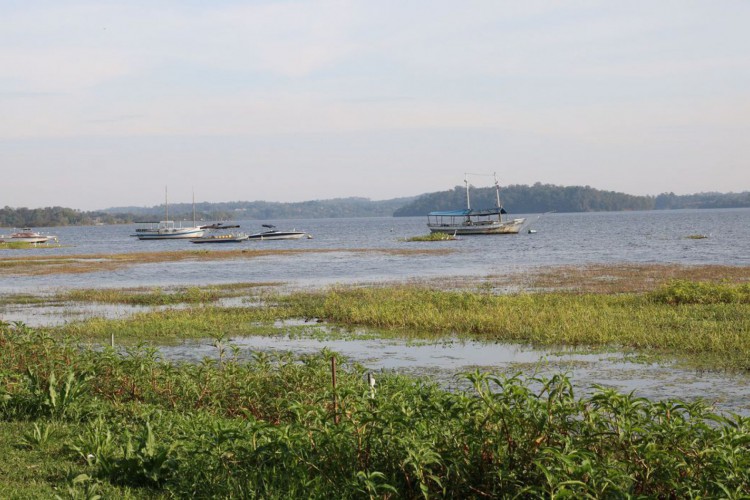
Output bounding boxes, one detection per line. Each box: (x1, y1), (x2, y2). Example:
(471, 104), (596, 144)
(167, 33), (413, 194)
(277, 282), (750, 368)
(1, 321), (749, 498)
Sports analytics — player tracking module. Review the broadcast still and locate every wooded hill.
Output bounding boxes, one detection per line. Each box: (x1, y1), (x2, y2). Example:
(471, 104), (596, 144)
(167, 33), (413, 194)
(393, 183), (750, 216)
(103, 197), (414, 222)
(2, 186), (749, 227)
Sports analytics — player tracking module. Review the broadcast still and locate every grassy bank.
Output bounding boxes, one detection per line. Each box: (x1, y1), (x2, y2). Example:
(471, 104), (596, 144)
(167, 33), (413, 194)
(1, 321), (749, 498)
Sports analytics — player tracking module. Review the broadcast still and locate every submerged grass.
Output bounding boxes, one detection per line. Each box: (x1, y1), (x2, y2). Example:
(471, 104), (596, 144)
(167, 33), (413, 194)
(1, 321), (749, 498)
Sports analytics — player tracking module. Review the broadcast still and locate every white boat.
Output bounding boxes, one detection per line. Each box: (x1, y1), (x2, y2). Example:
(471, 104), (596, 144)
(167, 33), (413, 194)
(132, 221), (205, 240)
(427, 173), (526, 235)
(0, 228), (58, 244)
(190, 224), (248, 243)
(247, 224), (308, 240)
(132, 188), (205, 240)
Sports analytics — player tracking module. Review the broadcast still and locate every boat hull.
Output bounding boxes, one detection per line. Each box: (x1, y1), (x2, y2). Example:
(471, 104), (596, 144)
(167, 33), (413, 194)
(132, 222), (204, 240)
(135, 229), (205, 240)
(428, 219), (526, 235)
(2, 236), (54, 243)
(190, 234), (248, 243)
(247, 231), (306, 240)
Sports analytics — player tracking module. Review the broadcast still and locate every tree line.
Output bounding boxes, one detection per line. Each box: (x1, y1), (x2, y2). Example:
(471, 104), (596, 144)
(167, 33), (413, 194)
(0, 206), (134, 228)
(2, 186), (749, 227)
(393, 183), (750, 216)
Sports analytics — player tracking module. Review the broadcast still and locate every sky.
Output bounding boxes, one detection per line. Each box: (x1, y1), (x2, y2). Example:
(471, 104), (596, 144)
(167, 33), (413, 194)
(1, 1), (749, 211)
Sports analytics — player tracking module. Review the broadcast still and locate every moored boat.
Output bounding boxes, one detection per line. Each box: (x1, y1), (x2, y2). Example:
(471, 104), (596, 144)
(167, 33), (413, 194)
(132, 188), (204, 240)
(0, 228), (58, 244)
(427, 173), (525, 235)
(247, 224), (308, 240)
(132, 221), (205, 240)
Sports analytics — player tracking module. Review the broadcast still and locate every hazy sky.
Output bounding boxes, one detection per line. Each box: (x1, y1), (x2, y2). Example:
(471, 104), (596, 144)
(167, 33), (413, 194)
(2, 1), (749, 210)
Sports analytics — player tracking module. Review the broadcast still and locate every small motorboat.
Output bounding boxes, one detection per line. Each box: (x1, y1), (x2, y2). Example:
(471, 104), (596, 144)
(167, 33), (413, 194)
(0, 228), (57, 244)
(247, 224), (308, 241)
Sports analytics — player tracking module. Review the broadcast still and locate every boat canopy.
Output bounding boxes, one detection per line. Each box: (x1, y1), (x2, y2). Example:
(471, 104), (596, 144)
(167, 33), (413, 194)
(428, 207), (507, 217)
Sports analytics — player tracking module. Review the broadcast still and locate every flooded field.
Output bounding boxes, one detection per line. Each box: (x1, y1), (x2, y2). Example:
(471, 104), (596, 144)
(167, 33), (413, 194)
(157, 324), (750, 416)
(7, 295), (749, 416)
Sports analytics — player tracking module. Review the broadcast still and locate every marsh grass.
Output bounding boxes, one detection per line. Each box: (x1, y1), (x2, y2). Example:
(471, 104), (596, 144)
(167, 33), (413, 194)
(277, 283), (750, 368)
(40, 278), (750, 369)
(59, 283), (277, 306)
(53, 304), (298, 341)
(0, 321), (749, 498)
(0, 241), (64, 250)
(487, 263), (750, 294)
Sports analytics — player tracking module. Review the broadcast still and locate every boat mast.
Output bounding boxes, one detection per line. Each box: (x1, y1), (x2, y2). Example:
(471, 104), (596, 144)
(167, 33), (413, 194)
(494, 172), (501, 208)
(165, 186), (169, 221)
(493, 172), (506, 221)
(464, 173), (471, 210)
(192, 189), (196, 226)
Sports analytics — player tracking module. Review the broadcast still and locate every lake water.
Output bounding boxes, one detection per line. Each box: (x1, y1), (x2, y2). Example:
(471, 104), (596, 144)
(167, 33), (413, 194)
(3, 208), (750, 292)
(2, 209), (750, 414)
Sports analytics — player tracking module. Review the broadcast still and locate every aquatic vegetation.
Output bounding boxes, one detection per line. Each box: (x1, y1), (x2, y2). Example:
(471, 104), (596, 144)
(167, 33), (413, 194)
(63, 286), (226, 306)
(278, 284), (750, 368)
(0, 321), (749, 498)
(34, 277), (750, 368)
(401, 232), (459, 242)
(0, 241), (63, 250)
(649, 279), (750, 305)
(486, 263), (750, 294)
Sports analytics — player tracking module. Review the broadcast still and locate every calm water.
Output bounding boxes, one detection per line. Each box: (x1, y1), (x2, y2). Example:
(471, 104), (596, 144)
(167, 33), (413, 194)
(3, 208), (750, 293)
(3, 209), (750, 413)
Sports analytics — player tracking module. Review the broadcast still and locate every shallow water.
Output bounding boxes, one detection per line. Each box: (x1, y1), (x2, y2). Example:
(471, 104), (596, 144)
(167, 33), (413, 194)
(2, 208), (749, 293)
(157, 329), (750, 416)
